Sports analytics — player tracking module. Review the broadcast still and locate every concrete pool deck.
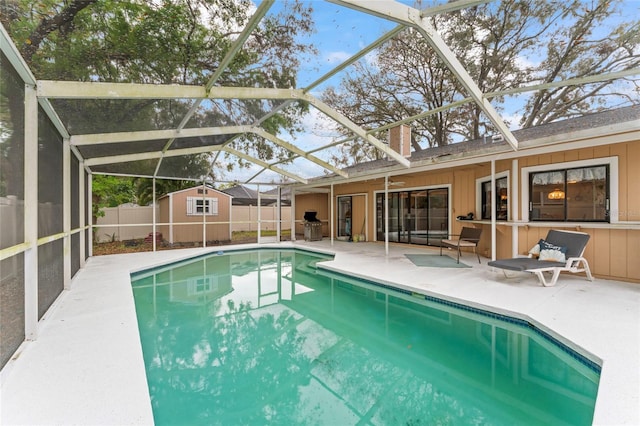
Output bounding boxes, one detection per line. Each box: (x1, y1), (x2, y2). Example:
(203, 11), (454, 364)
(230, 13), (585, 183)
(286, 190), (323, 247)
(1, 240), (638, 425)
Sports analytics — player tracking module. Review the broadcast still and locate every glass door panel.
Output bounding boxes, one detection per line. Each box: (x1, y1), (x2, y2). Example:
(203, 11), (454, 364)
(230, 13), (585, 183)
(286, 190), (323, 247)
(337, 196), (352, 239)
(376, 188), (449, 246)
(427, 188), (448, 245)
(399, 192), (411, 243)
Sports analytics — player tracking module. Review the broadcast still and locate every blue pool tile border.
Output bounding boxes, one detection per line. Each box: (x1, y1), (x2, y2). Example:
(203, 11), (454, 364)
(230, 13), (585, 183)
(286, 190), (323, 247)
(130, 247), (601, 375)
(321, 267), (602, 375)
(129, 245), (330, 279)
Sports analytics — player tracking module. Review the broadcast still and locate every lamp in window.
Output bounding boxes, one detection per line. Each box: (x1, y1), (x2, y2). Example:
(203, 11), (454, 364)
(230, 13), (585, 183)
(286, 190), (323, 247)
(548, 188), (565, 200)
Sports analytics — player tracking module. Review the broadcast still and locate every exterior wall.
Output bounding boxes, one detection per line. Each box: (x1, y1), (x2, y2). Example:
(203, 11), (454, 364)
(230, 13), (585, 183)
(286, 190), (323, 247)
(294, 193), (330, 237)
(160, 187), (232, 244)
(305, 140), (640, 283)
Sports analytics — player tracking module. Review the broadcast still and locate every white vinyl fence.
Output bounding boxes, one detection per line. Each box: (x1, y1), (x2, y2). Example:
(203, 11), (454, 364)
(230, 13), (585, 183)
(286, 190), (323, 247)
(95, 204), (291, 243)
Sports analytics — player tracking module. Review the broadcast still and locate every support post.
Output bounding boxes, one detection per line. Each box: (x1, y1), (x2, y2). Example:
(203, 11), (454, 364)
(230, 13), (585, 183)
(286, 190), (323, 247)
(63, 137), (71, 289)
(491, 159), (496, 261)
(153, 177), (157, 251)
(79, 161), (85, 268)
(257, 185), (261, 244)
(88, 174), (93, 257)
(511, 159), (519, 257)
(202, 180), (206, 248)
(276, 187), (282, 242)
(290, 188), (296, 241)
(330, 184), (334, 245)
(24, 84), (38, 340)
(385, 175), (389, 256)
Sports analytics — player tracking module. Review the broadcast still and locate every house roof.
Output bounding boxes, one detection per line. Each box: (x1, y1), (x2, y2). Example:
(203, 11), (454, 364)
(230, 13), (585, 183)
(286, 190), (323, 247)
(295, 104), (640, 189)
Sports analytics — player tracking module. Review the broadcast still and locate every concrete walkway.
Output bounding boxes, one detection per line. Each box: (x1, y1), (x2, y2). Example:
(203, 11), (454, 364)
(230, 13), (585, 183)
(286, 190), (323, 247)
(1, 240), (638, 425)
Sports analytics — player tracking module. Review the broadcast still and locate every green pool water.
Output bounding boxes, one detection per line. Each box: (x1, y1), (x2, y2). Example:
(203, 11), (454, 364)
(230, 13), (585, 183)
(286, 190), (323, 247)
(130, 249), (599, 426)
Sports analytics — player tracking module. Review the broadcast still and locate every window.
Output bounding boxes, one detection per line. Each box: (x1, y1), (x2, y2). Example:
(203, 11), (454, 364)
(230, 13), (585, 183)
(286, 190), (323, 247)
(481, 176), (508, 220)
(187, 275), (218, 295)
(529, 165), (609, 222)
(186, 196), (218, 216)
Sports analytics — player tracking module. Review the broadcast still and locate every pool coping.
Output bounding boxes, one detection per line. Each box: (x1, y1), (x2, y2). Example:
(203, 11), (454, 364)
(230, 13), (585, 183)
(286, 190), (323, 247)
(1, 241), (638, 425)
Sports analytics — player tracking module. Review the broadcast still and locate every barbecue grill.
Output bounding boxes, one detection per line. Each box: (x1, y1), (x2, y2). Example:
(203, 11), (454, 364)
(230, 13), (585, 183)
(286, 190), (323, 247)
(303, 211), (322, 241)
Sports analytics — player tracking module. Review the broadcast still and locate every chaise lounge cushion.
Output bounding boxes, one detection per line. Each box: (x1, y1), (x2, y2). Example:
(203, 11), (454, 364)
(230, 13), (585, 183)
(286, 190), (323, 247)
(489, 257), (565, 271)
(488, 230), (592, 287)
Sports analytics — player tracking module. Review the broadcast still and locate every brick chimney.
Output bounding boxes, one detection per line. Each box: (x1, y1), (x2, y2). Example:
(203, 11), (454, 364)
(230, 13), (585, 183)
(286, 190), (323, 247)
(388, 124), (411, 158)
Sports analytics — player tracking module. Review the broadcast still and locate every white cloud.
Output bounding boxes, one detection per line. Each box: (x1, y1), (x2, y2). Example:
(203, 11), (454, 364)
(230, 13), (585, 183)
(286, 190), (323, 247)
(324, 50), (352, 64)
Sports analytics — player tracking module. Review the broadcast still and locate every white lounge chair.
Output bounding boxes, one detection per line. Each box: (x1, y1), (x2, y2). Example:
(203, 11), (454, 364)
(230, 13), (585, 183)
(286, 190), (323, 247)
(488, 229), (593, 287)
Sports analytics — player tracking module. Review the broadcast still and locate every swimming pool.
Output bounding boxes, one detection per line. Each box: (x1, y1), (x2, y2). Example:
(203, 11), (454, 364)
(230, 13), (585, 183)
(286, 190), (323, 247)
(130, 248), (599, 425)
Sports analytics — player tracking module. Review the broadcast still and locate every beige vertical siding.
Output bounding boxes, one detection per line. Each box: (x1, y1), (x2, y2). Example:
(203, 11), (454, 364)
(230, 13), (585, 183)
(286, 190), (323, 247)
(294, 193), (329, 237)
(165, 188), (232, 243)
(302, 140), (639, 283)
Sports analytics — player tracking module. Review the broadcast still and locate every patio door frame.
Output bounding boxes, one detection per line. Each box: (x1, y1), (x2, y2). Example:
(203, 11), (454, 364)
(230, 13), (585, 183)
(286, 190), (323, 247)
(336, 193), (368, 241)
(374, 184), (451, 246)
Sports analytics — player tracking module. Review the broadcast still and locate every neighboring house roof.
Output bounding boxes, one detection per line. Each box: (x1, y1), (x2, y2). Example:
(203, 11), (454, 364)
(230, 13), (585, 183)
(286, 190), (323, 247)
(221, 185), (290, 206)
(222, 185), (261, 199)
(264, 186), (291, 200)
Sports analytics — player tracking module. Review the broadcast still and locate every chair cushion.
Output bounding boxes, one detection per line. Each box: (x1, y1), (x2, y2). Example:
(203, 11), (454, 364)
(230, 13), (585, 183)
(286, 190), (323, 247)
(538, 239), (567, 262)
(488, 257), (565, 271)
(442, 239), (477, 248)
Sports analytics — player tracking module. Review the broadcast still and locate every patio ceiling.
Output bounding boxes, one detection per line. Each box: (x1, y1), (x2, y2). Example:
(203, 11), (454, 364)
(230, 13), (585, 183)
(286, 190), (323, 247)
(4, 0), (639, 186)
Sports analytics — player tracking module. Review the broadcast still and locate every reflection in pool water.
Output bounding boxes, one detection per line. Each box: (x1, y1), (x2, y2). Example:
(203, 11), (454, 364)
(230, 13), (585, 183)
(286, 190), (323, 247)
(131, 249), (599, 425)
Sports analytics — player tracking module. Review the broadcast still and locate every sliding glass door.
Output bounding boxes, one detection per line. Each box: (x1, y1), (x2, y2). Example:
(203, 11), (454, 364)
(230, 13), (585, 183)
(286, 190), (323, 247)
(376, 188), (448, 245)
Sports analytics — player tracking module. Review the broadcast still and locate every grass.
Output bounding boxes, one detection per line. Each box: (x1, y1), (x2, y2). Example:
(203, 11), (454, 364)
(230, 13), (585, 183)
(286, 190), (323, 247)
(92, 230), (292, 256)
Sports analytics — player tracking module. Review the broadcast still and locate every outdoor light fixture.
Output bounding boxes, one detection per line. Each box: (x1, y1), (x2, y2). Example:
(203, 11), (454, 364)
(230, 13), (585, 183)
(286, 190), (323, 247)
(548, 188), (565, 200)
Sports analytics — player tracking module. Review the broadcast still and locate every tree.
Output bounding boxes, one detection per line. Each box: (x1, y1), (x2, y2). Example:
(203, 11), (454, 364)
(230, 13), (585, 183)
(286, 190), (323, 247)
(1, 0), (316, 175)
(91, 175), (135, 223)
(320, 0), (640, 166)
(134, 178), (194, 207)
(520, 0), (640, 126)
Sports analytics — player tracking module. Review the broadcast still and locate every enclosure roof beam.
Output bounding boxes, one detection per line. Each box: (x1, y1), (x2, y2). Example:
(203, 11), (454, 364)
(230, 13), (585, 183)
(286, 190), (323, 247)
(486, 67), (640, 98)
(251, 128), (348, 178)
(328, 0), (491, 21)
(205, 0), (274, 92)
(37, 80), (305, 100)
(331, 0), (518, 151)
(70, 125), (250, 145)
(1, 24), (37, 85)
(84, 145), (307, 184)
(154, 0), (276, 177)
(221, 147), (308, 184)
(302, 93), (411, 167)
(83, 145), (224, 166)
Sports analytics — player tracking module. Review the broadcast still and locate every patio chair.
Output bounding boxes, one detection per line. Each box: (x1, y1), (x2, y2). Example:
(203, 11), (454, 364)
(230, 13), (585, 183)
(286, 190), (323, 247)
(440, 226), (482, 264)
(488, 229), (593, 287)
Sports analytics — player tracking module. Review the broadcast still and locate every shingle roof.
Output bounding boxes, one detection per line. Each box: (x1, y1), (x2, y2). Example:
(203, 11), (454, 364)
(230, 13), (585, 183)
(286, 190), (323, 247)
(338, 105), (640, 177)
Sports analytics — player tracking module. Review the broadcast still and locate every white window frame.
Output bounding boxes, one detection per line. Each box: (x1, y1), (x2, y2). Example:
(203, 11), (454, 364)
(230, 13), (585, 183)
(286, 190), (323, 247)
(187, 275), (218, 296)
(186, 196), (219, 216)
(521, 156), (618, 223)
(475, 171), (510, 221)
